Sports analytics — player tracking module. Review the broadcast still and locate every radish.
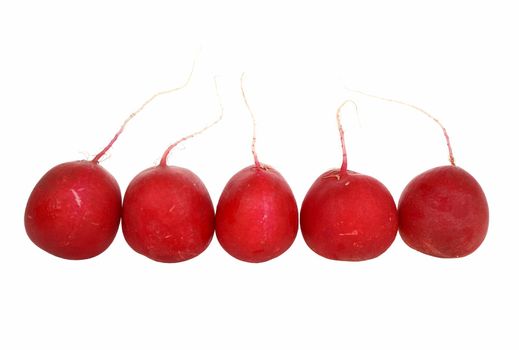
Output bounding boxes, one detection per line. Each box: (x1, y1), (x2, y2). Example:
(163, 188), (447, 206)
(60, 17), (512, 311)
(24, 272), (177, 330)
(399, 165), (488, 258)
(24, 161), (121, 260)
(300, 101), (398, 261)
(214, 74), (298, 263)
(24, 69), (193, 260)
(352, 91), (489, 258)
(121, 79), (222, 263)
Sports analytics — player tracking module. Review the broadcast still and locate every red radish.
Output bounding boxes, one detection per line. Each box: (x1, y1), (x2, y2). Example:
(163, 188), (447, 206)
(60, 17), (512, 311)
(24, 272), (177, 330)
(300, 101), (398, 261)
(398, 165), (488, 258)
(351, 91), (489, 258)
(24, 68), (193, 260)
(215, 74), (298, 263)
(24, 161), (121, 260)
(121, 80), (222, 263)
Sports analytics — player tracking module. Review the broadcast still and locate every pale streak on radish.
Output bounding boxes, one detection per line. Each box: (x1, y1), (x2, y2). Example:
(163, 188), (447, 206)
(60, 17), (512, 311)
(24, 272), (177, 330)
(338, 230), (359, 236)
(71, 189), (82, 208)
(323, 172), (341, 180)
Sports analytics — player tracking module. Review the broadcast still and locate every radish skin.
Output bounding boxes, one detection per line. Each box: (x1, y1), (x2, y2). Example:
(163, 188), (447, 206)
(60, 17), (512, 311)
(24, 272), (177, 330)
(214, 74), (298, 263)
(300, 101), (398, 261)
(122, 166), (214, 262)
(121, 78), (222, 262)
(24, 161), (121, 259)
(301, 170), (397, 261)
(216, 165), (298, 263)
(398, 166), (489, 258)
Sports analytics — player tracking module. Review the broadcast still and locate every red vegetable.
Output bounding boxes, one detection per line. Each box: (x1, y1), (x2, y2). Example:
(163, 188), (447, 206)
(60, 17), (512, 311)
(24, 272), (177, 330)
(24, 132), (125, 260)
(122, 79), (222, 262)
(300, 101), (398, 261)
(398, 166), (489, 258)
(216, 165), (298, 263)
(215, 74), (298, 263)
(25, 161), (121, 259)
(122, 165), (214, 263)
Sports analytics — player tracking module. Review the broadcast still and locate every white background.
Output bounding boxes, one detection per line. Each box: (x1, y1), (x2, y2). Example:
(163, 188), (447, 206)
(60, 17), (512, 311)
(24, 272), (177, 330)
(1, 1), (517, 349)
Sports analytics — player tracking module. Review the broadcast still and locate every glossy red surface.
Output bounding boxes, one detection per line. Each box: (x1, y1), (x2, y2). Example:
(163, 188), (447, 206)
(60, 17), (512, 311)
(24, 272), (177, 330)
(215, 165), (298, 263)
(301, 169), (398, 261)
(24, 161), (121, 259)
(122, 165), (214, 263)
(398, 166), (489, 258)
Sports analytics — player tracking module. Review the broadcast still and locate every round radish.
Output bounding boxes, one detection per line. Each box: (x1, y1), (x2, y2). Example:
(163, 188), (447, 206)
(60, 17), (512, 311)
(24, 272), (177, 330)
(300, 101), (398, 261)
(398, 166), (488, 258)
(122, 79), (222, 263)
(215, 74), (298, 263)
(25, 161), (121, 260)
(216, 165), (298, 263)
(24, 67), (194, 259)
(350, 90), (489, 258)
(397, 136), (489, 258)
(122, 165), (214, 263)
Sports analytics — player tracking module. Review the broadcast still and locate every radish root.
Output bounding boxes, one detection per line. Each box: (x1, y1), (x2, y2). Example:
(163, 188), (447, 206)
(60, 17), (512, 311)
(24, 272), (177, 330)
(336, 100), (359, 173)
(346, 88), (456, 166)
(159, 77), (224, 166)
(240, 73), (261, 168)
(92, 60), (196, 163)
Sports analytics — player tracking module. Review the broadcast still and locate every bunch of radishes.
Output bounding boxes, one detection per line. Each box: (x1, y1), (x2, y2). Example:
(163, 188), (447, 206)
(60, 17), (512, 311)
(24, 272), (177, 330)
(24, 74), (489, 263)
